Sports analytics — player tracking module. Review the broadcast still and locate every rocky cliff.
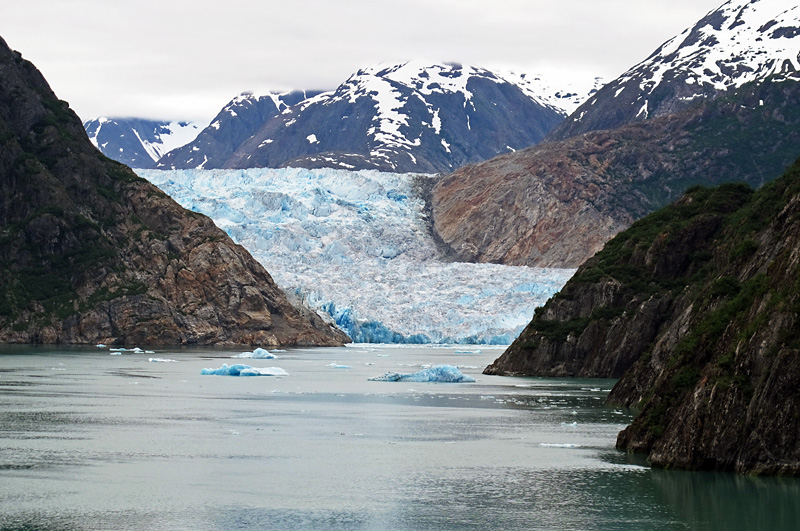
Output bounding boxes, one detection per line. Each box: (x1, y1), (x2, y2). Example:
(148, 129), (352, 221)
(432, 77), (800, 268)
(0, 37), (348, 346)
(486, 159), (800, 474)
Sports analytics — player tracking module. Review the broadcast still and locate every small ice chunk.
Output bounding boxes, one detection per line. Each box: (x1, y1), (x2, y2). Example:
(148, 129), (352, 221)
(369, 365), (475, 383)
(328, 363), (351, 369)
(96, 344), (106, 348)
(234, 347), (278, 359)
(201, 364), (289, 376)
(149, 358), (178, 363)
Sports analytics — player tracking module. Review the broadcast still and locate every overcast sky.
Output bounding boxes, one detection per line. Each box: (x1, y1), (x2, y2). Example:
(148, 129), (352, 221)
(3, 0), (724, 123)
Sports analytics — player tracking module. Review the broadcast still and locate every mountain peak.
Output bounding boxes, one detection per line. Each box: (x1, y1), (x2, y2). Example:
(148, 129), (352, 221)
(551, 0), (800, 139)
(626, 0), (800, 94)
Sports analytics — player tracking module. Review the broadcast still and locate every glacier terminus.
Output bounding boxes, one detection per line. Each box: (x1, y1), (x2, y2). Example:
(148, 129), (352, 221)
(138, 167), (574, 344)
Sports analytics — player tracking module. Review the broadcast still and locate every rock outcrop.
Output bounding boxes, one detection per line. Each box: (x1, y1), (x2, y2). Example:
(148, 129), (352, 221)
(486, 160), (800, 475)
(432, 77), (800, 268)
(0, 37), (348, 346)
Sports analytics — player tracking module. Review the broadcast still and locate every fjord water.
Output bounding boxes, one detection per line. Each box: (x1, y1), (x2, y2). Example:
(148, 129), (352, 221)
(1, 346), (798, 530)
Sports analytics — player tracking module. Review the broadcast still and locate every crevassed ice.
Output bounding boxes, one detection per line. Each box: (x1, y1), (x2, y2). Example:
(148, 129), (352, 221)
(138, 167), (575, 344)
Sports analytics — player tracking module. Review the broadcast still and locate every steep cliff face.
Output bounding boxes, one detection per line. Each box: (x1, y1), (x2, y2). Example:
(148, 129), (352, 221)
(0, 37), (348, 346)
(432, 78), (800, 268)
(486, 160), (800, 474)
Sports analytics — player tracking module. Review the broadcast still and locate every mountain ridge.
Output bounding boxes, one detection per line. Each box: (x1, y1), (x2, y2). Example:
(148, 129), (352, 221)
(551, 0), (800, 140)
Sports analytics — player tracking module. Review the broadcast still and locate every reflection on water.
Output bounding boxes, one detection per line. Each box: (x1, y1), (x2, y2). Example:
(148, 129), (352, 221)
(651, 467), (800, 530)
(1, 345), (799, 530)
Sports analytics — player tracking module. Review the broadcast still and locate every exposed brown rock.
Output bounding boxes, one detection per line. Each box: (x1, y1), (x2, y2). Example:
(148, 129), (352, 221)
(431, 79), (800, 268)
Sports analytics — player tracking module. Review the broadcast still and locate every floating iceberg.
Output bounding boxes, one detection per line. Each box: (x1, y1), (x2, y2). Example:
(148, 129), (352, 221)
(369, 365), (476, 383)
(201, 364), (289, 377)
(149, 358), (178, 363)
(233, 347), (278, 359)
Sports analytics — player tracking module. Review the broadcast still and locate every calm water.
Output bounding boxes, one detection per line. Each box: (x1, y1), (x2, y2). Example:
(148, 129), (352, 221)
(1, 345), (798, 531)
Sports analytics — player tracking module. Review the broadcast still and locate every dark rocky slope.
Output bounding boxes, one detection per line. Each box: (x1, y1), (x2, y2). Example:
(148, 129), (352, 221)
(486, 159), (800, 474)
(432, 77), (800, 268)
(0, 37), (348, 346)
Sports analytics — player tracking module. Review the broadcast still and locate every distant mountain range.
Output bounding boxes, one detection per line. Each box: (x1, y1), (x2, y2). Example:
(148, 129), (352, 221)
(83, 118), (202, 169)
(85, 63), (601, 173)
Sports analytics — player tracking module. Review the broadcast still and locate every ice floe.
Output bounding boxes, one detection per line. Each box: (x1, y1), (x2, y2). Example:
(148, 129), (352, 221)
(201, 364), (289, 377)
(368, 365), (475, 383)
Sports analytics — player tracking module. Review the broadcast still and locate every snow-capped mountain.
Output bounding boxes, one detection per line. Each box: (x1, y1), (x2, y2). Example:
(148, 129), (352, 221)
(552, 0), (800, 140)
(498, 70), (605, 116)
(138, 167), (574, 344)
(161, 62), (567, 173)
(156, 90), (321, 170)
(83, 118), (203, 168)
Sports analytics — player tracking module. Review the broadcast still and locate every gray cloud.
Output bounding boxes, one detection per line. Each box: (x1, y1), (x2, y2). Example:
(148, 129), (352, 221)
(2, 0), (723, 122)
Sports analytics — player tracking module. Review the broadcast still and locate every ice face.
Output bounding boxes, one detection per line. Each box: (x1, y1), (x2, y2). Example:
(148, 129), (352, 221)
(138, 167), (575, 344)
(368, 365), (476, 383)
(201, 364), (289, 377)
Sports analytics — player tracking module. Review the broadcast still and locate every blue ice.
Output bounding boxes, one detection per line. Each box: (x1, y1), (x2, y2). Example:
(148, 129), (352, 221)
(201, 364), (288, 377)
(368, 365), (476, 383)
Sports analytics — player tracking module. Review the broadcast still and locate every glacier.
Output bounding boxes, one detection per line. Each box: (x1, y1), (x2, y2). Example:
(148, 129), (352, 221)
(138, 167), (575, 344)
(368, 365), (476, 383)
